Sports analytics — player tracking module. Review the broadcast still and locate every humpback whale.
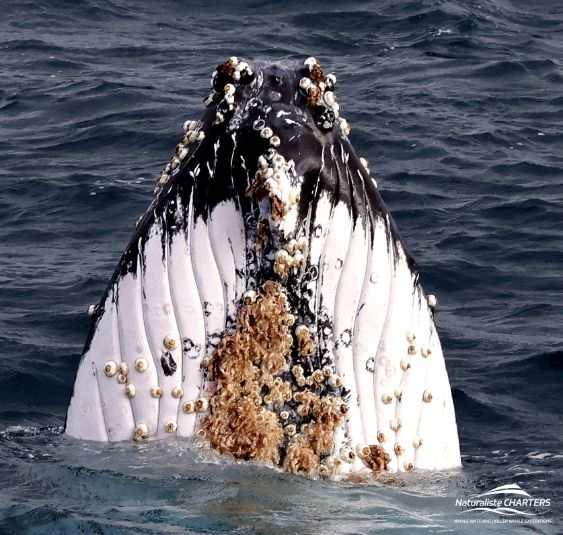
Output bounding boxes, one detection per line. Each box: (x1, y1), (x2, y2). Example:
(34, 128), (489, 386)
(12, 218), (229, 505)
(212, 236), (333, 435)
(66, 57), (461, 479)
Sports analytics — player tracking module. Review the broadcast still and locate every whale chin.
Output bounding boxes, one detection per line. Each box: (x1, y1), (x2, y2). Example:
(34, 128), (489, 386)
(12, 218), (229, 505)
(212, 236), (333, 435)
(65, 56), (461, 480)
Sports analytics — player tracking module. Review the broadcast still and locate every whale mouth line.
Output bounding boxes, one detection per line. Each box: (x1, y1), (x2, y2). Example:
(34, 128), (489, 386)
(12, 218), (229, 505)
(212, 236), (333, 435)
(65, 56), (461, 481)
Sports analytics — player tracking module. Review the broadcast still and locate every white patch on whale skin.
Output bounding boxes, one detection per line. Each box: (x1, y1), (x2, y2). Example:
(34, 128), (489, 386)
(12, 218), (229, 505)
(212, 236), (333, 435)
(168, 193), (205, 437)
(141, 226), (183, 437)
(333, 218), (370, 474)
(67, 292), (135, 441)
(353, 216), (390, 445)
(116, 269), (159, 436)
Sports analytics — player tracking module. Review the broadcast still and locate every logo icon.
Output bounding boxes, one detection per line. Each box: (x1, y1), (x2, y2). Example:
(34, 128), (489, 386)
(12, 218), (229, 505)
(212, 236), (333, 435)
(455, 483), (551, 523)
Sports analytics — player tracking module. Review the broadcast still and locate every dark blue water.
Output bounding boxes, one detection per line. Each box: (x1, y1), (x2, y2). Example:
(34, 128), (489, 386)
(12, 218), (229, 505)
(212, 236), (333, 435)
(1, 0), (562, 533)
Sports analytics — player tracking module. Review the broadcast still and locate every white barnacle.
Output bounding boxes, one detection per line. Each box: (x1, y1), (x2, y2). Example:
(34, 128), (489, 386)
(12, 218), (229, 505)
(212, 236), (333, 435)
(400, 360), (411, 372)
(270, 135), (281, 147)
(338, 117), (351, 137)
(382, 394), (393, 405)
(257, 155), (268, 169)
(323, 91), (336, 107)
(291, 365), (304, 378)
(421, 347), (432, 358)
(150, 386), (162, 398)
(427, 294), (437, 308)
(214, 112), (224, 125)
(117, 373), (127, 385)
(292, 251), (305, 267)
(273, 154), (286, 168)
(328, 373), (342, 388)
(413, 437), (423, 449)
(133, 423), (148, 441)
(294, 324), (309, 339)
(286, 239), (297, 255)
(296, 236), (308, 251)
(126, 384), (136, 398)
(260, 127), (273, 139)
(183, 119), (196, 133)
(171, 386), (184, 399)
(163, 336), (177, 351)
(134, 358), (148, 373)
(299, 77), (312, 91)
(318, 463), (330, 477)
(304, 56), (318, 69)
(406, 332), (416, 344)
(243, 290), (257, 304)
(197, 130), (205, 141)
(165, 421), (177, 433)
(326, 73), (336, 87)
(183, 400), (195, 413)
(103, 361), (118, 377)
(119, 362), (129, 376)
(87, 304), (97, 317)
(178, 147), (188, 160)
(224, 83), (235, 95)
(390, 418), (402, 432)
(195, 398), (208, 412)
(422, 390), (433, 403)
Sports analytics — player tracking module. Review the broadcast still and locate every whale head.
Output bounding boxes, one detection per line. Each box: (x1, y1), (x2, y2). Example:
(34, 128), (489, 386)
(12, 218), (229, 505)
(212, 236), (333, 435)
(66, 57), (461, 481)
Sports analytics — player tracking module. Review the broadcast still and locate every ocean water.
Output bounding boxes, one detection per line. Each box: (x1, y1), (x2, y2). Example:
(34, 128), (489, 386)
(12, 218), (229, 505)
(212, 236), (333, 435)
(1, 0), (562, 533)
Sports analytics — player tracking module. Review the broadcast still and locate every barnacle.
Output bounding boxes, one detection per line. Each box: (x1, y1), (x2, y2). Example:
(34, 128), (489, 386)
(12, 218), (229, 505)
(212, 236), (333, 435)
(360, 444), (391, 472)
(283, 437), (319, 476)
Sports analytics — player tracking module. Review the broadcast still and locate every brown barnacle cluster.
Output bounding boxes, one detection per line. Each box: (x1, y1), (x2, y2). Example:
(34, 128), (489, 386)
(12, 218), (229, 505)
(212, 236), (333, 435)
(358, 444), (391, 473)
(294, 324), (315, 357)
(154, 119), (205, 192)
(273, 237), (308, 279)
(248, 149), (299, 223)
(283, 394), (346, 476)
(201, 281), (293, 463)
(299, 57), (342, 133)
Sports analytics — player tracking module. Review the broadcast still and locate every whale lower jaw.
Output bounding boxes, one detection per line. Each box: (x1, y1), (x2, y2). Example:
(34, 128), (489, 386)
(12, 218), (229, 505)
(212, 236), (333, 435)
(66, 197), (461, 479)
(65, 57), (461, 480)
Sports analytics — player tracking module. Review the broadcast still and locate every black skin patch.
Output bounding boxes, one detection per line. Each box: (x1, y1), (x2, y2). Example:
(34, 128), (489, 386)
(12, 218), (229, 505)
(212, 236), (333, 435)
(161, 352), (177, 376)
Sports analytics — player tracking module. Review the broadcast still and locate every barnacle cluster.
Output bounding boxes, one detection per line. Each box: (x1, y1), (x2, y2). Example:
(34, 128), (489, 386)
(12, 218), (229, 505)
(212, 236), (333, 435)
(358, 444), (391, 472)
(154, 120), (205, 192)
(298, 57), (349, 136)
(201, 281), (292, 464)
